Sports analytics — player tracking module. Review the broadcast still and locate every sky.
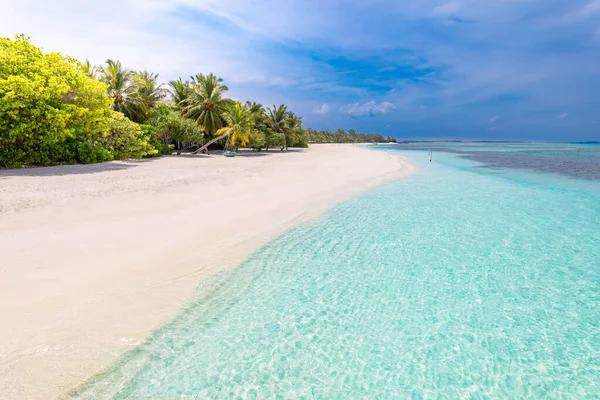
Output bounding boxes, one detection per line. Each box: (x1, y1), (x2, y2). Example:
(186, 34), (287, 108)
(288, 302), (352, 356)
(2, 0), (600, 141)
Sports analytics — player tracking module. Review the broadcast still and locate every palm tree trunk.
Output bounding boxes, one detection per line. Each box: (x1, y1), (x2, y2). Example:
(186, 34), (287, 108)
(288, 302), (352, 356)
(192, 132), (231, 154)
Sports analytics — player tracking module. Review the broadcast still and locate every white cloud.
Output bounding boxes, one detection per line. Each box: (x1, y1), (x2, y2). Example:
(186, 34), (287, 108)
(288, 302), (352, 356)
(579, 0), (600, 18)
(433, 2), (462, 15)
(560, 112), (569, 119)
(312, 103), (329, 115)
(0, 1), (250, 82)
(340, 100), (396, 116)
(490, 115), (499, 122)
(0, 0), (313, 94)
(2, 0), (598, 139)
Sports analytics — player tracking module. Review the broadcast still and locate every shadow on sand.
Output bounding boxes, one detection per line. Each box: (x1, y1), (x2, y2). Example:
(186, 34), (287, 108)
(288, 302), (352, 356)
(172, 148), (305, 159)
(0, 148), (307, 177)
(0, 159), (157, 178)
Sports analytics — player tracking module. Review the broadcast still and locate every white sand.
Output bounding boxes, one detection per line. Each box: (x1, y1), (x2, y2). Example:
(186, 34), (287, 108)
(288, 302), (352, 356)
(0, 144), (413, 399)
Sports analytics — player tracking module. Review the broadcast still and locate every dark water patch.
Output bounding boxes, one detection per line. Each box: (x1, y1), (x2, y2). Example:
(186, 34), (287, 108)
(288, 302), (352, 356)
(387, 143), (600, 181)
(462, 151), (600, 180)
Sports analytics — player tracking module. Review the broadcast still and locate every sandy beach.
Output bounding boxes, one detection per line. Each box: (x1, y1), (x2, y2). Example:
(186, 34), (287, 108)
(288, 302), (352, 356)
(0, 144), (413, 399)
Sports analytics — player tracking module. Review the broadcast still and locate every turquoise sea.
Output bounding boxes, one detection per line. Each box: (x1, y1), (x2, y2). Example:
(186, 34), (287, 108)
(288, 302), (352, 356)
(72, 143), (600, 399)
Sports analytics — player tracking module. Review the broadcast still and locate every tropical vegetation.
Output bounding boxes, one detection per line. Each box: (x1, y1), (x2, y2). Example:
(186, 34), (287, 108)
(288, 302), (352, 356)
(1, 35), (396, 168)
(306, 129), (397, 144)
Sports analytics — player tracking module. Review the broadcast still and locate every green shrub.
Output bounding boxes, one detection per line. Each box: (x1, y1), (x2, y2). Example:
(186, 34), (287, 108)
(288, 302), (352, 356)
(265, 131), (286, 149)
(0, 35), (115, 167)
(247, 130), (266, 150)
(140, 124), (171, 156)
(0, 35), (156, 167)
(292, 131), (309, 148)
(145, 106), (204, 149)
(98, 112), (158, 159)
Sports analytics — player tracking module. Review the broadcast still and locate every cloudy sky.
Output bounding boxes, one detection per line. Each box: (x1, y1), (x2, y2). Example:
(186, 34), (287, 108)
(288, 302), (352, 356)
(2, 0), (600, 140)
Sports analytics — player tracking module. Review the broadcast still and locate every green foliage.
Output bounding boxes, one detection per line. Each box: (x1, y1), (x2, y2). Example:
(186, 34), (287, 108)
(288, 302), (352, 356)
(168, 78), (192, 110)
(99, 59), (135, 117)
(292, 130), (309, 148)
(266, 104), (289, 148)
(183, 73), (232, 138)
(170, 118), (205, 144)
(80, 59), (99, 79)
(145, 105), (204, 147)
(216, 102), (253, 149)
(97, 111), (158, 159)
(246, 130), (266, 150)
(0, 35), (110, 167)
(127, 71), (167, 123)
(262, 105), (309, 149)
(305, 128), (393, 144)
(98, 61), (166, 123)
(266, 130), (286, 149)
(284, 113), (305, 149)
(140, 124), (170, 156)
(0, 36), (157, 168)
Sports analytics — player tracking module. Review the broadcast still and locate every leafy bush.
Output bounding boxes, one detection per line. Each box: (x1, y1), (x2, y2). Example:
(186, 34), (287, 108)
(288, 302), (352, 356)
(292, 130), (309, 148)
(97, 111), (157, 159)
(0, 36), (156, 168)
(145, 106), (204, 149)
(246, 130), (266, 150)
(265, 130), (286, 150)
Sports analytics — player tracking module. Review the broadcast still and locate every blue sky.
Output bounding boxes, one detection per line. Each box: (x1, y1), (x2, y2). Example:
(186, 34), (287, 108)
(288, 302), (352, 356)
(2, 0), (600, 141)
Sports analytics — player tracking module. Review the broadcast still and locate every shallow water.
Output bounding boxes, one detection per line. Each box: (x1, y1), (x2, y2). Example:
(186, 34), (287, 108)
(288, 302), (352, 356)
(72, 144), (600, 399)
(395, 142), (600, 180)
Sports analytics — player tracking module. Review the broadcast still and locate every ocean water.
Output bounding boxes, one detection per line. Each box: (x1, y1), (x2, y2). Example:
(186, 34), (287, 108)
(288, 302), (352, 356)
(71, 143), (600, 399)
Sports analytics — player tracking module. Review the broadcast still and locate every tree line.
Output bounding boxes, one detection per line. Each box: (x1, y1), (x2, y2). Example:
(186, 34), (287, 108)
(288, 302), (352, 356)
(306, 129), (397, 144)
(1, 35), (396, 168)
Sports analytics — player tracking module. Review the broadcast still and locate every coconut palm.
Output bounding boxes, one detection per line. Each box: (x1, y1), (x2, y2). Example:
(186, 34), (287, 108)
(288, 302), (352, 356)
(193, 102), (252, 154)
(183, 73), (232, 138)
(99, 59), (135, 118)
(245, 101), (264, 116)
(266, 104), (288, 131)
(81, 59), (99, 79)
(169, 78), (192, 110)
(267, 104), (291, 149)
(219, 102), (253, 149)
(285, 113), (303, 148)
(128, 71), (167, 122)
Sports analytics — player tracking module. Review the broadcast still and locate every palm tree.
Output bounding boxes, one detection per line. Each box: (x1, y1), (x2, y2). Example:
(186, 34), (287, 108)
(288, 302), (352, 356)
(128, 71), (167, 122)
(81, 59), (99, 79)
(245, 101), (268, 131)
(285, 113), (303, 148)
(183, 73), (232, 138)
(245, 101), (264, 116)
(267, 104), (290, 149)
(169, 78), (192, 110)
(193, 102), (252, 154)
(99, 59), (135, 118)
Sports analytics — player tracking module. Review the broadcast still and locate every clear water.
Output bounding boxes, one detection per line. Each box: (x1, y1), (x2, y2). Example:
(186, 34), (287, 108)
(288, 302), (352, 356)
(393, 142), (600, 181)
(71, 144), (600, 399)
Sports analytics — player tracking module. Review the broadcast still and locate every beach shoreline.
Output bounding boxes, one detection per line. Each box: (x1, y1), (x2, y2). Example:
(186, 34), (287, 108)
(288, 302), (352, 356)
(0, 144), (414, 399)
